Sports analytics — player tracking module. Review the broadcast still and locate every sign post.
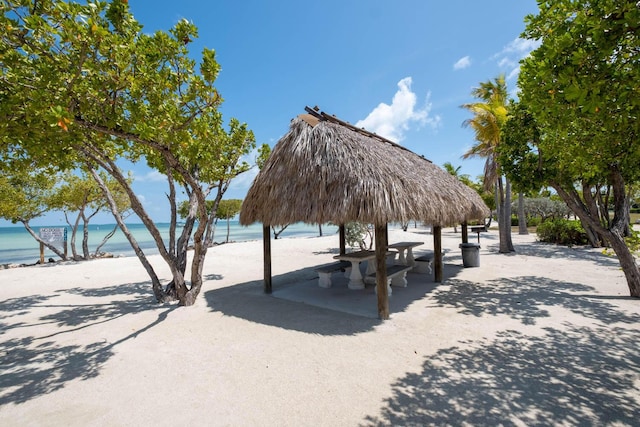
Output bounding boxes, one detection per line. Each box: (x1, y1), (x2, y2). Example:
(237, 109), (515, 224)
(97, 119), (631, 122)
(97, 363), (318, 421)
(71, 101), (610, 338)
(38, 228), (67, 263)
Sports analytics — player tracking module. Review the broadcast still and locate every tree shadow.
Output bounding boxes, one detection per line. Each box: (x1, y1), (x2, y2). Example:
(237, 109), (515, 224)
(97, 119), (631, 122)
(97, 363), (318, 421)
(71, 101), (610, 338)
(313, 247), (341, 255)
(363, 324), (640, 425)
(432, 276), (639, 326)
(484, 240), (620, 268)
(0, 281), (174, 406)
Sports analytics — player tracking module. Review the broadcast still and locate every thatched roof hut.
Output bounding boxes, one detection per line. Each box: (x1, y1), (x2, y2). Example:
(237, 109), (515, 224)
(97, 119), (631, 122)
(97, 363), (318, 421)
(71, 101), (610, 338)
(240, 108), (490, 319)
(241, 113), (488, 227)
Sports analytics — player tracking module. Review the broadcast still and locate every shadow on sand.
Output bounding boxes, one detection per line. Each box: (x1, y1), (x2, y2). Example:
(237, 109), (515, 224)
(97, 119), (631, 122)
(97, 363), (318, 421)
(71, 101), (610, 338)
(0, 281), (174, 406)
(363, 324), (640, 425)
(362, 275), (640, 425)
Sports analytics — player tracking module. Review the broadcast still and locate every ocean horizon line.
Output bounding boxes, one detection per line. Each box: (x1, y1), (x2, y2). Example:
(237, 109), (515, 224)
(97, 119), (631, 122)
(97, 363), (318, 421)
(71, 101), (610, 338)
(0, 221), (339, 266)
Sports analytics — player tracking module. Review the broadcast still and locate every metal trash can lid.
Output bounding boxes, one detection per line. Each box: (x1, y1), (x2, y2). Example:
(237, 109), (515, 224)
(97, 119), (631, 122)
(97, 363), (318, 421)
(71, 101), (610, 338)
(459, 243), (480, 248)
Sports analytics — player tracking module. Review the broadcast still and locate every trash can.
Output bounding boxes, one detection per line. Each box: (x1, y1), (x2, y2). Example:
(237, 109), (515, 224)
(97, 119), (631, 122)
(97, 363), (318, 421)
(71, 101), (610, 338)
(459, 243), (480, 267)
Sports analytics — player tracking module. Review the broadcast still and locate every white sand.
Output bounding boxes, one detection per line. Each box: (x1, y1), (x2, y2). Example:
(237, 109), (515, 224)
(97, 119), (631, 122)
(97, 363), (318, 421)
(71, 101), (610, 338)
(1, 227), (639, 426)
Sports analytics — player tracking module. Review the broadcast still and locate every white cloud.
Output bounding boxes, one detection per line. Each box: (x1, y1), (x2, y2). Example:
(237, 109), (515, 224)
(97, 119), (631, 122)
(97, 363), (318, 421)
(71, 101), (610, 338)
(507, 66), (521, 81)
(135, 170), (166, 183)
(228, 165), (259, 194)
(355, 77), (440, 143)
(497, 57), (514, 69)
(493, 37), (542, 81)
(503, 37), (541, 54)
(453, 56), (472, 70)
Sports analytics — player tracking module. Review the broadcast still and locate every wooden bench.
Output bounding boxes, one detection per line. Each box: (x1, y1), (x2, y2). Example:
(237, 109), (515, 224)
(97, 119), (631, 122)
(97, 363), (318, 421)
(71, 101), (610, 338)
(414, 254), (433, 274)
(315, 260), (352, 288)
(367, 264), (413, 296)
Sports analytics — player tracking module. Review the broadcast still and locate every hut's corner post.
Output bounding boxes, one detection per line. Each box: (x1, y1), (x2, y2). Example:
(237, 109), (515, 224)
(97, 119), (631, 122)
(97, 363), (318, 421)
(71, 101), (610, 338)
(339, 224), (346, 255)
(263, 225), (272, 294)
(462, 221), (469, 244)
(434, 225), (443, 282)
(374, 223), (389, 320)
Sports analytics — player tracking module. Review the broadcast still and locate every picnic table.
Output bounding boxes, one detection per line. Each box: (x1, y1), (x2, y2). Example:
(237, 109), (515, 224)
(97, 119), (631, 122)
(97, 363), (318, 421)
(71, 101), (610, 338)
(387, 241), (424, 269)
(333, 250), (392, 290)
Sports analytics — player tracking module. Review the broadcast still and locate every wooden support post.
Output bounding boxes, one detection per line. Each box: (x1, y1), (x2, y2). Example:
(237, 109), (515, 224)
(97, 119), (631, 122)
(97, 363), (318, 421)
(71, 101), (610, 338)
(39, 242), (44, 264)
(375, 223), (389, 320)
(434, 225), (443, 282)
(462, 221), (469, 244)
(385, 223), (389, 248)
(339, 224), (346, 255)
(263, 225), (272, 294)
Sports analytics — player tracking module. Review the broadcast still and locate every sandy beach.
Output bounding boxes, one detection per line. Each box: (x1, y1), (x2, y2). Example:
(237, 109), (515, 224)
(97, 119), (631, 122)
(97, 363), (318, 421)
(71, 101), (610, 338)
(1, 226), (639, 426)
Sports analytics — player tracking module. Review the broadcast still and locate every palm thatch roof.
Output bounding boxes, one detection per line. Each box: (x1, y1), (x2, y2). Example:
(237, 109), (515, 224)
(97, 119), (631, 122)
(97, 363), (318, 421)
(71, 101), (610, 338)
(240, 109), (489, 227)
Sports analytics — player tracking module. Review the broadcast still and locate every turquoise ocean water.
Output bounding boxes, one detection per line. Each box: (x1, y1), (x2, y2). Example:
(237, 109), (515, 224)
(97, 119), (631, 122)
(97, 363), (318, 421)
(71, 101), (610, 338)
(0, 221), (338, 265)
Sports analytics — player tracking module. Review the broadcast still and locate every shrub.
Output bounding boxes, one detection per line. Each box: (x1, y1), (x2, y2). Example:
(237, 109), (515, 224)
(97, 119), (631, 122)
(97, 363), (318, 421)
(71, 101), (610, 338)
(536, 219), (589, 246)
(527, 216), (541, 227)
(511, 215), (541, 227)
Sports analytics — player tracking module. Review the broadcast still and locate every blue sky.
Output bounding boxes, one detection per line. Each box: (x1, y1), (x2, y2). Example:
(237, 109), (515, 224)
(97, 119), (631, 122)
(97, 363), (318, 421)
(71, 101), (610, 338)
(16, 0), (541, 226)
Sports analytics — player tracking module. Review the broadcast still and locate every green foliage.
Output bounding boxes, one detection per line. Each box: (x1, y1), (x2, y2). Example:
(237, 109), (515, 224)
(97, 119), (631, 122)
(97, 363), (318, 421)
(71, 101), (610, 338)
(499, 101), (545, 193)
(512, 197), (571, 221)
(624, 229), (640, 254)
(51, 170), (130, 214)
(0, 168), (59, 223)
(536, 219), (589, 246)
(442, 162), (472, 187)
(0, 1), (260, 304)
(461, 75), (508, 190)
(216, 199), (242, 220)
(519, 0), (640, 186)
(344, 222), (372, 250)
(256, 144), (272, 170)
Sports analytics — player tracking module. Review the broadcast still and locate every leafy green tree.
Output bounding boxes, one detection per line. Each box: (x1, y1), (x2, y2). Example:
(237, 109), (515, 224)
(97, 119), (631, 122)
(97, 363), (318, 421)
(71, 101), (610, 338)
(344, 222), (373, 250)
(0, 1), (266, 305)
(443, 162), (473, 187)
(50, 170), (131, 260)
(217, 199), (242, 243)
(461, 75), (514, 252)
(0, 167), (67, 259)
(518, 0), (640, 296)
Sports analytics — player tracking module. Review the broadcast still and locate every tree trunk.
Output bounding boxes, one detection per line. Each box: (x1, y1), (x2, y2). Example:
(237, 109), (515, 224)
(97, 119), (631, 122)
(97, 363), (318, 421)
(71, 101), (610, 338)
(87, 164), (169, 302)
(517, 192), (528, 235)
(181, 218), (209, 306)
(582, 183), (606, 247)
(552, 163), (640, 297)
(21, 220), (68, 260)
(494, 182), (501, 223)
(81, 215), (91, 259)
(497, 177), (514, 253)
(94, 223), (118, 256)
(65, 211), (81, 260)
(505, 178), (514, 251)
(606, 229), (640, 297)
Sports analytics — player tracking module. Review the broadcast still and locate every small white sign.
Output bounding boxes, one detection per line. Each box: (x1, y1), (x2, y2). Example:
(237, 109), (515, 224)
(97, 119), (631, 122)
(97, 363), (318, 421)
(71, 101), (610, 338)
(39, 227), (67, 243)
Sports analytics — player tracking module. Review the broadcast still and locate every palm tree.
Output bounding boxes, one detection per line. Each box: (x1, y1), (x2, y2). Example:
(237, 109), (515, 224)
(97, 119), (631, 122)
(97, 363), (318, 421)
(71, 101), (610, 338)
(443, 162), (473, 186)
(461, 75), (514, 253)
